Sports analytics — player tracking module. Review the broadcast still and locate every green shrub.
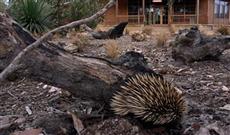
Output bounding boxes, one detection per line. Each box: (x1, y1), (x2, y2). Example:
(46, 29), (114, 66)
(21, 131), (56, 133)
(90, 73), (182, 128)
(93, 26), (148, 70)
(217, 26), (229, 35)
(69, 0), (104, 28)
(0, 0), (6, 12)
(10, 0), (54, 33)
(46, 0), (67, 26)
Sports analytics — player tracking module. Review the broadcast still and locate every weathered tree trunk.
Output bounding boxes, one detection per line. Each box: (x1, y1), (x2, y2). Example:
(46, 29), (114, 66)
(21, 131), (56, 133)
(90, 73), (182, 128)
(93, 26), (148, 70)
(0, 13), (154, 104)
(171, 26), (230, 63)
(20, 43), (129, 102)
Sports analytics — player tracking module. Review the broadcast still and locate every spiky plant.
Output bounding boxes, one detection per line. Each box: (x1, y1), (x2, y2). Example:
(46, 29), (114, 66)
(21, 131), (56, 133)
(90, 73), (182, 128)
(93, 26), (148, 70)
(111, 73), (186, 125)
(10, 0), (54, 33)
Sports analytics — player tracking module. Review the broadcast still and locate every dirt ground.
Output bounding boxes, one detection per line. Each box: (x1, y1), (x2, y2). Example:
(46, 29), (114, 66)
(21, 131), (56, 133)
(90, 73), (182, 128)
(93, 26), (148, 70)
(0, 33), (230, 135)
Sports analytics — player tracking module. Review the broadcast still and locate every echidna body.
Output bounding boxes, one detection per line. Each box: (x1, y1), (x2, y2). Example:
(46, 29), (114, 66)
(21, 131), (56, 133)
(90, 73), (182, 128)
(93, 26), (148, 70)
(110, 73), (186, 125)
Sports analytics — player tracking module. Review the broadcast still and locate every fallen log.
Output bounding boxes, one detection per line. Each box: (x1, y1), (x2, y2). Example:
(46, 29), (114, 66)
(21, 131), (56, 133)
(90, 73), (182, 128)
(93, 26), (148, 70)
(171, 26), (230, 63)
(0, 14), (158, 104)
(0, 0), (116, 82)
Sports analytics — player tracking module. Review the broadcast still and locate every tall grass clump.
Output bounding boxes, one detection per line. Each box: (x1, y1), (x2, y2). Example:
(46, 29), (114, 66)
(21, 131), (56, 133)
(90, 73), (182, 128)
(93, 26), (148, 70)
(142, 27), (152, 35)
(217, 26), (229, 35)
(157, 33), (167, 46)
(104, 40), (120, 58)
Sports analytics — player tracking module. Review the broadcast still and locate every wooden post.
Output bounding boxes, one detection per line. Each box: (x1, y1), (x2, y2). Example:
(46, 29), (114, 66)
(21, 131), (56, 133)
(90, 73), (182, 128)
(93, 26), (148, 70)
(229, 2), (230, 24)
(218, 0), (220, 26)
(143, 0), (145, 24)
(160, 7), (163, 24)
(137, 0), (140, 25)
(197, 0), (200, 24)
(184, 6), (186, 24)
(138, 9), (140, 24)
(168, 0), (173, 24)
(212, 0), (214, 26)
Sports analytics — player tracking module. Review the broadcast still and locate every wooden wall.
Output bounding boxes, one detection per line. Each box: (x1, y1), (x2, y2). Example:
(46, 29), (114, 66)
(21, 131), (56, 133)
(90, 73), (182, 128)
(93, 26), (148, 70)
(102, 0), (128, 25)
(102, 0), (230, 26)
(199, 0), (209, 24)
(102, 5), (116, 25)
(212, 0), (230, 25)
(197, 0), (230, 25)
(117, 0), (128, 23)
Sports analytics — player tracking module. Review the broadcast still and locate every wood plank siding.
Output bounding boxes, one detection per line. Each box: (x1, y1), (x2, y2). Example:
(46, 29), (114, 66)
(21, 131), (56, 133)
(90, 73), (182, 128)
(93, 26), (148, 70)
(101, 0), (230, 26)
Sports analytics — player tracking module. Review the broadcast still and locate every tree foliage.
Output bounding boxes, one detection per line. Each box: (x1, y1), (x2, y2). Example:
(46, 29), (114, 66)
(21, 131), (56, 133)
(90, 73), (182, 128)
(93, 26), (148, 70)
(0, 0), (6, 12)
(10, 0), (54, 33)
(68, 0), (105, 28)
(46, 0), (66, 26)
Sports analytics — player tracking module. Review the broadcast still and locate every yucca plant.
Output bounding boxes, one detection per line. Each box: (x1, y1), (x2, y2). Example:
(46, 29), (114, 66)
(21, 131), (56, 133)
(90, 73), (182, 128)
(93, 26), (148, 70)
(10, 0), (54, 33)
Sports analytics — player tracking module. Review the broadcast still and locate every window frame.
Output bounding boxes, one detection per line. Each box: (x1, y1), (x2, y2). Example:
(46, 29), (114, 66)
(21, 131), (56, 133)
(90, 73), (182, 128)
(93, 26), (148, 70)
(214, 0), (229, 19)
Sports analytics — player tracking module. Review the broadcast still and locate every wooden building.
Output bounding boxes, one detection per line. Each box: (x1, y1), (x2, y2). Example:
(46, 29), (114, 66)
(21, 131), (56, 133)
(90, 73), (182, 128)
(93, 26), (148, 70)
(102, 0), (230, 26)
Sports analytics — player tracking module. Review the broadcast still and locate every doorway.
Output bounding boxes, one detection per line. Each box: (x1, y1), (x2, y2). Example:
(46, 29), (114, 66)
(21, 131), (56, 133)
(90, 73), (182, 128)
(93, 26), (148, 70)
(145, 0), (168, 25)
(128, 0), (144, 24)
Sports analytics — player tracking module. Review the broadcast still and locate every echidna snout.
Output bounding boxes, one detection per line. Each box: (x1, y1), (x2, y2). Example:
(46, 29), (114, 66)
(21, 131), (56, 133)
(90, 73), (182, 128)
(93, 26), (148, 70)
(110, 73), (186, 125)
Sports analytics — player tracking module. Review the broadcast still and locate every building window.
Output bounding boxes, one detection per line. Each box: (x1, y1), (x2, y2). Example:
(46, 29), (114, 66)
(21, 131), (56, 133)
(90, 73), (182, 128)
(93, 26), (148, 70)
(128, 0), (142, 15)
(173, 0), (196, 15)
(215, 0), (229, 18)
(172, 0), (196, 24)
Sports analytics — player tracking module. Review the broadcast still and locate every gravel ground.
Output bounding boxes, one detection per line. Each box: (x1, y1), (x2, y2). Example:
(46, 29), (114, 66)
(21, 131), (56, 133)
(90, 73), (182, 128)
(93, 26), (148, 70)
(0, 34), (230, 135)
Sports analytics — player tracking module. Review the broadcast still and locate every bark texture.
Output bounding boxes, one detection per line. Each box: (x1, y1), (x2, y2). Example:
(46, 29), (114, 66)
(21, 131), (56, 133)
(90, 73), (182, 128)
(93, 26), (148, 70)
(0, 0), (116, 81)
(0, 13), (158, 103)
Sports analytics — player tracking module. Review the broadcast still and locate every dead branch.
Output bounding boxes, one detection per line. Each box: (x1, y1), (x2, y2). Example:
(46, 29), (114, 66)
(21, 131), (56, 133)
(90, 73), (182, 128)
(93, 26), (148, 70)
(0, 0), (116, 82)
(0, 12), (157, 103)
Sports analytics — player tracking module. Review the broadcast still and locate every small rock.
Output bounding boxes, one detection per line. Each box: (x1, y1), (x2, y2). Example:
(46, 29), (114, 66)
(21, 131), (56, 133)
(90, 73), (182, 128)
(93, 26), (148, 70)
(222, 86), (229, 91)
(133, 48), (143, 53)
(49, 86), (61, 93)
(206, 75), (213, 78)
(25, 106), (32, 115)
(131, 32), (146, 42)
(131, 126), (139, 133)
(42, 85), (48, 89)
(64, 43), (79, 52)
(86, 107), (92, 115)
(217, 82), (223, 85)
(220, 104), (230, 111)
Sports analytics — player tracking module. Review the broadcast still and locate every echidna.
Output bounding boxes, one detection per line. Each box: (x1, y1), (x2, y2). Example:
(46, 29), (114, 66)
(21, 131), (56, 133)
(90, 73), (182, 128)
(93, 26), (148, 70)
(110, 73), (186, 125)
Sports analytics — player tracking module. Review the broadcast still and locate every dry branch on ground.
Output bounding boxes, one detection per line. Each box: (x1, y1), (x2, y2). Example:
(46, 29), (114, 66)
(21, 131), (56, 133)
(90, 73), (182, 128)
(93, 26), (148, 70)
(0, 0), (116, 82)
